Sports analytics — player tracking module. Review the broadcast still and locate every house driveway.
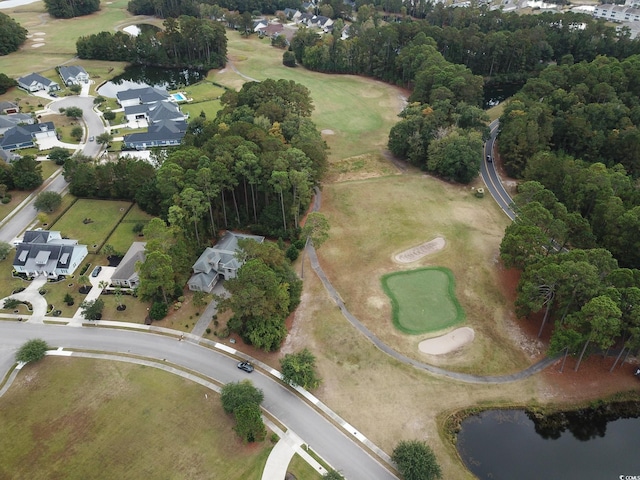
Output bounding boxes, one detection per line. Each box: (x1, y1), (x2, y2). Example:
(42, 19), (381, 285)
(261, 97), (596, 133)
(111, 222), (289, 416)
(1, 276), (48, 322)
(37, 136), (81, 151)
(70, 266), (116, 325)
(191, 282), (229, 336)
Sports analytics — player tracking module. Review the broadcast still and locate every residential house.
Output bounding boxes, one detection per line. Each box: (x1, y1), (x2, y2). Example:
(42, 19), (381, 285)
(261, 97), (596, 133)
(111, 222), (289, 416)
(0, 122), (56, 151)
(257, 22), (284, 38)
(283, 8), (301, 20)
(116, 86), (171, 108)
(17, 73), (60, 93)
(110, 242), (146, 288)
(122, 120), (188, 150)
(123, 100), (187, 125)
(0, 101), (19, 114)
(187, 232), (265, 293)
(0, 147), (20, 163)
(253, 19), (269, 32)
(593, 3), (640, 22)
(13, 230), (88, 278)
(0, 113), (35, 136)
(58, 65), (90, 86)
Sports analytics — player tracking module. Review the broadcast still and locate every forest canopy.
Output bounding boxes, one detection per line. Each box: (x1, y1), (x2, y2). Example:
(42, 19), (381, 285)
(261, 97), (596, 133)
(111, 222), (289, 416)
(0, 12), (27, 55)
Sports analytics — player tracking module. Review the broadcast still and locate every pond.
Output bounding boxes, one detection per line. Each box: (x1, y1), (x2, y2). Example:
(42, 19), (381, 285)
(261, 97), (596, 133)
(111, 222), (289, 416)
(97, 65), (205, 98)
(456, 407), (640, 479)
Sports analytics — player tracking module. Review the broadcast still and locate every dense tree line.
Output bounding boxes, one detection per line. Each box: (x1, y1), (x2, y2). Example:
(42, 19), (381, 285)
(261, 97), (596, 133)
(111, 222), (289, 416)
(128, 0), (293, 16)
(44, 0), (100, 18)
(498, 55), (640, 179)
(0, 13), (27, 56)
(0, 155), (43, 191)
(76, 16), (227, 69)
(501, 182), (640, 370)
(65, 79), (326, 243)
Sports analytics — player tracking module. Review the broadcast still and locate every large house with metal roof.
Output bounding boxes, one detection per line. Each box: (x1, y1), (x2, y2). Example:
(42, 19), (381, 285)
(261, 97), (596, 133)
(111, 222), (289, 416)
(116, 86), (171, 108)
(187, 232), (265, 293)
(13, 230), (88, 279)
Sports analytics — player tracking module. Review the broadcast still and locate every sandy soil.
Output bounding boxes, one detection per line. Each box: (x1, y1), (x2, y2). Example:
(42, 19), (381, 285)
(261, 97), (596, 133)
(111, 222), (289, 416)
(419, 327), (475, 355)
(394, 236), (446, 263)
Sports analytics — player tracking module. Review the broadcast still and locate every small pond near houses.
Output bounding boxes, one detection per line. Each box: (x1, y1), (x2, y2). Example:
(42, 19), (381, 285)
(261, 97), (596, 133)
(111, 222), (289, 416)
(456, 407), (640, 479)
(97, 65), (205, 98)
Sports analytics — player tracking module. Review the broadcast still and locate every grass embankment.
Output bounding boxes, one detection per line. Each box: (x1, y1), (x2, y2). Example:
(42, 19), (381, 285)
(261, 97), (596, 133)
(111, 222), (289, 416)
(0, 358), (272, 479)
(382, 267), (465, 334)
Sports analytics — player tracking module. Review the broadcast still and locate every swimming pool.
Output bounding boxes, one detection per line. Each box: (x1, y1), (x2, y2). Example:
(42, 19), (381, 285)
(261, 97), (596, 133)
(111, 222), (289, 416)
(171, 92), (187, 102)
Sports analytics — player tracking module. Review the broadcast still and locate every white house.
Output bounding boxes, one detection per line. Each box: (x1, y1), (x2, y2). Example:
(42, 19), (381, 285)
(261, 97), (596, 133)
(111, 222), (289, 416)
(17, 73), (60, 93)
(13, 230), (88, 279)
(593, 3), (640, 22)
(187, 232), (265, 293)
(110, 242), (146, 288)
(58, 65), (89, 86)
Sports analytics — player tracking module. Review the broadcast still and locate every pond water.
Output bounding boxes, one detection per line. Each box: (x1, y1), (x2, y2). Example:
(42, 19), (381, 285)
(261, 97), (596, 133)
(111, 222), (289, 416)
(456, 408), (640, 479)
(97, 65), (205, 98)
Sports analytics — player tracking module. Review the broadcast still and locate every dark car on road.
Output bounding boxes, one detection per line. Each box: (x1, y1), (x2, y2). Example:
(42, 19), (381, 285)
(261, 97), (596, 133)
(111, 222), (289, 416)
(237, 361), (254, 373)
(91, 266), (102, 277)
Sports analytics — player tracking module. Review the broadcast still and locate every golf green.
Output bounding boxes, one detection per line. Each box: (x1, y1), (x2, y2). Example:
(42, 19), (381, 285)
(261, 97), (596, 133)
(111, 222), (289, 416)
(382, 267), (465, 334)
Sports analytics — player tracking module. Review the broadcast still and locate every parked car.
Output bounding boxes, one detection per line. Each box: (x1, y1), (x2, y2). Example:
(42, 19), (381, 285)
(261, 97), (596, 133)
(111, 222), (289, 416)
(237, 361), (254, 373)
(91, 266), (102, 277)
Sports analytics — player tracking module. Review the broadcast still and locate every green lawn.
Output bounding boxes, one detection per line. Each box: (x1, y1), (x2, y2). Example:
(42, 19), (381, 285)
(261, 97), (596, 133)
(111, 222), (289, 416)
(180, 99), (223, 120)
(49, 199), (132, 252)
(382, 267), (466, 334)
(103, 204), (153, 255)
(288, 453), (325, 480)
(0, 358), (273, 479)
(216, 32), (405, 161)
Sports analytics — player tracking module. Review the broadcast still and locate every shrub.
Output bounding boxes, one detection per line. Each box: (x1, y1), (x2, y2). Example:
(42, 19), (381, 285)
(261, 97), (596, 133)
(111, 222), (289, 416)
(103, 110), (116, 121)
(149, 301), (168, 320)
(283, 50), (296, 67)
(1, 197), (10, 204)
(206, 328), (211, 334)
(3, 298), (20, 309)
(15, 339), (49, 363)
(286, 245), (299, 261)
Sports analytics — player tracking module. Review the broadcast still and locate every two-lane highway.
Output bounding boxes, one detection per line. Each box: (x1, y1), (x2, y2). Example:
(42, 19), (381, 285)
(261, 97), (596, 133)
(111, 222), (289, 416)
(481, 119), (517, 220)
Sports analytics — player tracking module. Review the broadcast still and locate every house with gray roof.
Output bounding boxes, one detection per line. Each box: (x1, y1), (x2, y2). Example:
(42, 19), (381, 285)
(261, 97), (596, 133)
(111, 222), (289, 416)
(122, 120), (187, 150)
(17, 73), (60, 93)
(0, 101), (19, 114)
(58, 65), (89, 86)
(13, 230), (88, 279)
(0, 113), (34, 136)
(0, 122), (56, 151)
(0, 147), (20, 163)
(188, 231), (265, 293)
(124, 100), (187, 125)
(116, 87), (171, 108)
(110, 242), (146, 288)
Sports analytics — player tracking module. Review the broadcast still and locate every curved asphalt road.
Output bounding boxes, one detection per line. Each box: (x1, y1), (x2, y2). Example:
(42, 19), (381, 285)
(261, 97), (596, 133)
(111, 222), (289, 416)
(480, 119), (516, 220)
(0, 322), (397, 480)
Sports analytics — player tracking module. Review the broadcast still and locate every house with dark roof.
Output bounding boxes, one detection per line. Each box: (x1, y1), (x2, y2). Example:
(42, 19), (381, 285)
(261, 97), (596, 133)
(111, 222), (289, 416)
(58, 65), (89, 86)
(17, 73), (60, 93)
(124, 100), (187, 125)
(13, 230), (88, 278)
(0, 101), (19, 114)
(123, 120), (188, 150)
(110, 242), (146, 288)
(0, 122), (56, 151)
(0, 114), (34, 136)
(187, 232), (265, 293)
(283, 8), (301, 20)
(116, 87), (171, 108)
(0, 147), (20, 163)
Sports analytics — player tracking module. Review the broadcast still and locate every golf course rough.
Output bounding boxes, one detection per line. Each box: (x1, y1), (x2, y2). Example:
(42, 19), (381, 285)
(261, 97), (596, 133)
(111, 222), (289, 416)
(381, 267), (466, 334)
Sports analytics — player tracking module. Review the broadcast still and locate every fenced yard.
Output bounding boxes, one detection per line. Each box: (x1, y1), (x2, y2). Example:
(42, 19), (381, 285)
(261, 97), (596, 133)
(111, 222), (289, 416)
(49, 199), (132, 253)
(102, 204), (154, 255)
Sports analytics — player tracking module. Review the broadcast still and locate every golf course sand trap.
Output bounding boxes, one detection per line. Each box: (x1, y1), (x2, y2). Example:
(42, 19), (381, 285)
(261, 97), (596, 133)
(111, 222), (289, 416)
(321, 129), (335, 135)
(419, 327), (475, 355)
(32, 43), (45, 48)
(394, 237), (445, 263)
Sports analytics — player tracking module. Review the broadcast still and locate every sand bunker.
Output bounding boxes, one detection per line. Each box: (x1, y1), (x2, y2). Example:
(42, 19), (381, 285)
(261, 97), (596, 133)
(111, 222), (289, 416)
(394, 237), (445, 263)
(32, 43), (45, 48)
(321, 129), (335, 135)
(418, 327), (475, 355)
(33, 32), (46, 35)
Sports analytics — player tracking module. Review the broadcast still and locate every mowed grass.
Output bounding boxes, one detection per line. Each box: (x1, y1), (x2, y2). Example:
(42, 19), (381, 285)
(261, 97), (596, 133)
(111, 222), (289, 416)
(1, 0), (140, 77)
(50, 199), (132, 252)
(316, 173), (524, 374)
(0, 358), (272, 480)
(287, 454), (324, 480)
(382, 267), (465, 334)
(216, 32), (406, 160)
(103, 204), (153, 255)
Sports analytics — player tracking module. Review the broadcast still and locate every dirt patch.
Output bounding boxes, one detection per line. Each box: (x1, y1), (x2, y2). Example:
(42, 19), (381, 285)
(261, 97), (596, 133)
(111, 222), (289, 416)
(394, 237), (445, 263)
(418, 327), (475, 355)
